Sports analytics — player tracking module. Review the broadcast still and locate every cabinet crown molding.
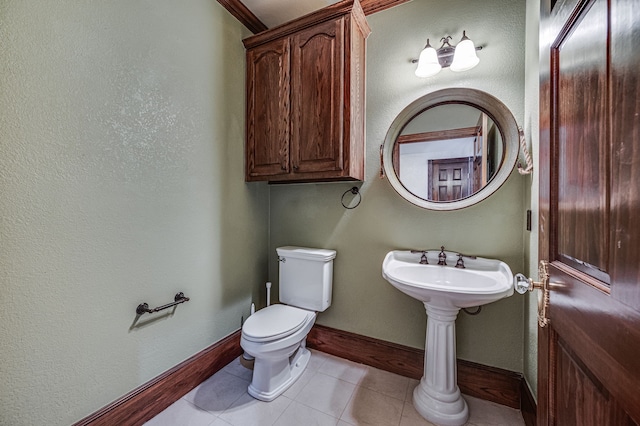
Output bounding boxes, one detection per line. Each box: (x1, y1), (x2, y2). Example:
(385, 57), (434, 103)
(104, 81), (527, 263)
(243, 0), (370, 50)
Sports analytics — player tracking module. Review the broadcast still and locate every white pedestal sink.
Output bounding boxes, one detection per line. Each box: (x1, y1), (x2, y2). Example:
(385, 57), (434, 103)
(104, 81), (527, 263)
(382, 250), (514, 426)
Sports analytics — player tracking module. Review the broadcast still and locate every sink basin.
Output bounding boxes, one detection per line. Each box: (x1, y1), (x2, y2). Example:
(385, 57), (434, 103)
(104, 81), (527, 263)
(382, 249), (514, 426)
(382, 250), (514, 308)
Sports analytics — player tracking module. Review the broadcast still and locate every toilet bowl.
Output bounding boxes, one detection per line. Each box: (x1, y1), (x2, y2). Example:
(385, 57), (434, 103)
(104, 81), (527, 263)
(240, 246), (336, 402)
(241, 304), (316, 401)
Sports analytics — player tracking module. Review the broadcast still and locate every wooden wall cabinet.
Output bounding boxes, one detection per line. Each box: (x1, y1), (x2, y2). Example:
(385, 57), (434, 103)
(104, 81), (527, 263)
(244, 0), (370, 183)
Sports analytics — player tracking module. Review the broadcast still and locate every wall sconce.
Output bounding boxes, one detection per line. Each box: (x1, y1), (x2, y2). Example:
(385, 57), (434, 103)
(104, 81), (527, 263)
(414, 31), (482, 78)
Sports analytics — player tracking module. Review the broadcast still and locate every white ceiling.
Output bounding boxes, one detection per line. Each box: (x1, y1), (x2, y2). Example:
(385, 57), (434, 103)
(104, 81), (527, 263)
(241, 0), (342, 28)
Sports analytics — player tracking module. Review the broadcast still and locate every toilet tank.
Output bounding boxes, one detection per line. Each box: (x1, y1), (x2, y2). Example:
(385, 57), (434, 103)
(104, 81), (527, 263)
(276, 246), (336, 312)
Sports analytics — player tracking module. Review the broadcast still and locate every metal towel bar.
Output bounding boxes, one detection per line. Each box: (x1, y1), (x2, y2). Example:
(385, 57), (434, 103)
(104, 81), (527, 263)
(136, 292), (190, 315)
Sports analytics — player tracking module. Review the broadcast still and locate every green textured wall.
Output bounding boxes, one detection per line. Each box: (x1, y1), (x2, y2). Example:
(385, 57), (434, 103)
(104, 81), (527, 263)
(0, 1), (268, 424)
(268, 0), (528, 373)
(0, 0), (539, 423)
(524, 0), (541, 399)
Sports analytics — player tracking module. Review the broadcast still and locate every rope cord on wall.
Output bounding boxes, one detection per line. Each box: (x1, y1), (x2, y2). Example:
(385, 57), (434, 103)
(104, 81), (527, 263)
(517, 127), (534, 175)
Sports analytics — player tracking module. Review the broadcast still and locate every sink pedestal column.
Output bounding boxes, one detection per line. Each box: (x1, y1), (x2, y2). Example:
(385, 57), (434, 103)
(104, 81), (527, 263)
(413, 303), (468, 426)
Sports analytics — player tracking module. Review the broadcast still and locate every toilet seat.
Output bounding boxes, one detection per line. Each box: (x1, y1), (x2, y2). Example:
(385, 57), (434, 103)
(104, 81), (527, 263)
(242, 304), (314, 343)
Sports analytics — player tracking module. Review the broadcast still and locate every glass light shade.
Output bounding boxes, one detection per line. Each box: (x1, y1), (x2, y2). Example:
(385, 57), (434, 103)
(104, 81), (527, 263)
(450, 37), (480, 72)
(415, 46), (441, 78)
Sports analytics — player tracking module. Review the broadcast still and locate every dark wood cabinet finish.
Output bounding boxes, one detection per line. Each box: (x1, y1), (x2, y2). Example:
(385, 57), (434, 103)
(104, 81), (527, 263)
(246, 38), (291, 179)
(243, 0), (370, 183)
(290, 18), (345, 175)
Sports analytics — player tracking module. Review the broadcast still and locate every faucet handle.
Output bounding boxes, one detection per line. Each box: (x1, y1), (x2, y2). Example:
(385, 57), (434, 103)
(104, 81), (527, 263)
(410, 250), (429, 264)
(456, 253), (477, 259)
(455, 253), (477, 269)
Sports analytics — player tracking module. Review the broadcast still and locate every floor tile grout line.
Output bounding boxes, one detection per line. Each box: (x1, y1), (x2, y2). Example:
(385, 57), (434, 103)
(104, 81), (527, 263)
(184, 398), (221, 419)
(147, 349), (526, 426)
(288, 396), (343, 423)
(358, 379), (411, 402)
(336, 382), (359, 423)
(288, 370), (348, 419)
(269, 396), (295, 426)
(280, 398), (343, 425)
(211, 383), (249, 418)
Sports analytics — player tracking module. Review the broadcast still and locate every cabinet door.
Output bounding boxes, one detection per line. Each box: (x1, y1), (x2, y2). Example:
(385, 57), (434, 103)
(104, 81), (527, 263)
(246, 38), (290, 180)
(290, 17), (345, 175)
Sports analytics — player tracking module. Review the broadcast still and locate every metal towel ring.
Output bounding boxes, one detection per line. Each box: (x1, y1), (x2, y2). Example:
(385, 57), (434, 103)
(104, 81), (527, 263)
(341, 187), (362, 209)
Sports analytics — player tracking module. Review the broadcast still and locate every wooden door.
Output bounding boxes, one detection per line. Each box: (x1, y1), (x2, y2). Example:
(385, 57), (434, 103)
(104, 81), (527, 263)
(246, 38), (290, 180)
(538, 0), (640, 424)
(290, 17), (345, 175)
(427, 157), (471, 201)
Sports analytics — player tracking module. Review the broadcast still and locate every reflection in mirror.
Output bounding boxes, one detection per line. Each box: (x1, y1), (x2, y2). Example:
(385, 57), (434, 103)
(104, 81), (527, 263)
(382, 88), (519, 210)
(393, 104), (502, 201)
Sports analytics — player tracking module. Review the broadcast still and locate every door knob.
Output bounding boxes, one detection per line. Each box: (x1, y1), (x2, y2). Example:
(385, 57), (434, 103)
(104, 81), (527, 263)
(514, 260), (551, 328)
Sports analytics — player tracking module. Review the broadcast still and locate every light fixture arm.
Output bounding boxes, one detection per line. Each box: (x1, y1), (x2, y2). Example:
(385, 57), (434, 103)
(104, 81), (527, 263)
(439, 36), (453, 49)
(413, 31), (482, 77)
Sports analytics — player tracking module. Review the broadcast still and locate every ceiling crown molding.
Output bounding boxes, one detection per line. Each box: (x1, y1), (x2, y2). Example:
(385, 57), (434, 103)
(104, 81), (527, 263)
(218, 0), (410, 34)
(216, 0), (268, 34)
(360, 0), (411, 15)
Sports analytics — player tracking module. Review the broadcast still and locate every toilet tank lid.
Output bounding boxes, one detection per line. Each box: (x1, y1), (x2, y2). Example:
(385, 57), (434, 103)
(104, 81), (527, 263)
(276, 246), (337, 261)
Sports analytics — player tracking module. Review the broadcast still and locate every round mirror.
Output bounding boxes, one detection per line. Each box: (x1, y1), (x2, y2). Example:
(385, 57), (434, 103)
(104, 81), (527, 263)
(382, 88), (519, 210)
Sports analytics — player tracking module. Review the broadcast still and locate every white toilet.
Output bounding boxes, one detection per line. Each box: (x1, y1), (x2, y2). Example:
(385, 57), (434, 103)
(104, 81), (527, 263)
(241, 246), (336, 401)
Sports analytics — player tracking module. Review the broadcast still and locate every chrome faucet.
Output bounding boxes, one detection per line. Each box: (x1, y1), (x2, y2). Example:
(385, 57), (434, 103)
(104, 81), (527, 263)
(438, 246), (447, 266)
(411, 250), (429, 264)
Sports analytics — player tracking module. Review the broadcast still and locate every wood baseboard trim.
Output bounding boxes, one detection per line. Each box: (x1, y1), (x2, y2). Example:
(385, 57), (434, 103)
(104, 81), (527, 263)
(307, 324), (535, 413)
(520, 379), (537, 426)
(72, 324), (538, 426)
(307, 323), (424, 379)
(72, 331), (243, 426)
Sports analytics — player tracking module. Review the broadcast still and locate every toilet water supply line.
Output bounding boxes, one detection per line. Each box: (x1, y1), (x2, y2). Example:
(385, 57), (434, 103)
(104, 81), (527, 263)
(242, 281), (272, 363)
(247, 281), (271, 322)
(266, 281), (271, 307)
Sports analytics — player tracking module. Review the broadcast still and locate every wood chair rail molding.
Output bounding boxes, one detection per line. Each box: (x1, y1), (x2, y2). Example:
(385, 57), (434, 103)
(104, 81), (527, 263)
(217, 0), (410, 34)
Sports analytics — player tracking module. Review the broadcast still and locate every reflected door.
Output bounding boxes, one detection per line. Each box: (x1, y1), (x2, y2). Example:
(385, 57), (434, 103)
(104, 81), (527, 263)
(428, 157), (471, 201)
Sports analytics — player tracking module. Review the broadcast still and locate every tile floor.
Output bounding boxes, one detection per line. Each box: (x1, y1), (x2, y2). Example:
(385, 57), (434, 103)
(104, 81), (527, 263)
(145, 349), (526, 426)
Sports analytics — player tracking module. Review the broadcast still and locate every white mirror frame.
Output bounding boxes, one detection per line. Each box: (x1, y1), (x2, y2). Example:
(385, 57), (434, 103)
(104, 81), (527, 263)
(382, 88), (519, 210)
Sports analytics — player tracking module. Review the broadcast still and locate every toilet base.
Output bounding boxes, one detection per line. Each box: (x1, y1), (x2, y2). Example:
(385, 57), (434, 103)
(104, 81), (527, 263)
(248, 344), (311, 401)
